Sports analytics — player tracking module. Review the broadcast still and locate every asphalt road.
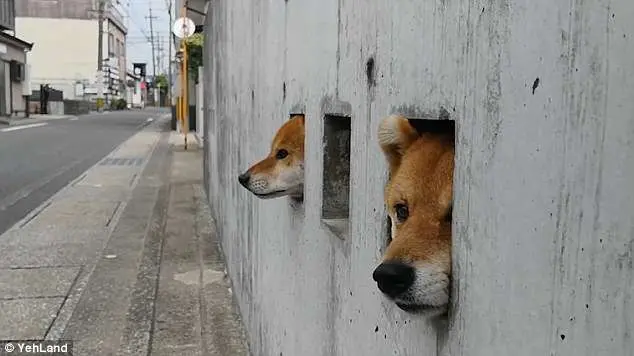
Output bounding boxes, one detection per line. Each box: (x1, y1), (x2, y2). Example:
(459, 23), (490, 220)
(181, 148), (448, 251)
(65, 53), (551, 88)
(0, 110), (164, 235)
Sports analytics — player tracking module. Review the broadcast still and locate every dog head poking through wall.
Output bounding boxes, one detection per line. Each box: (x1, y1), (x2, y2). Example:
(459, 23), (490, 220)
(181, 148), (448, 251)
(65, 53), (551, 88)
(372, 114), (455, 316)
(238, 114), (305, 200)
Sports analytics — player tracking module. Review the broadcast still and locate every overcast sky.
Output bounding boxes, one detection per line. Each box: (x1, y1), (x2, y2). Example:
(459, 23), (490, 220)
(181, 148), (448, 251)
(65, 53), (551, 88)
(124, 0), (174, 77)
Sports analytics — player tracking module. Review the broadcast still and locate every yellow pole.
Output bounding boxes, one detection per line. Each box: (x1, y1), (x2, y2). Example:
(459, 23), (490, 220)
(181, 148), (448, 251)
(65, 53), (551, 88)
(175, 96), (178, 126)
(180, 1), (189, 150)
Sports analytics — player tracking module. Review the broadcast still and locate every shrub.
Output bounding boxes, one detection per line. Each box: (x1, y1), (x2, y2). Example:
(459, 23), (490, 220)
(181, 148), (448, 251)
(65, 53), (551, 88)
(110, 98), (128, 110)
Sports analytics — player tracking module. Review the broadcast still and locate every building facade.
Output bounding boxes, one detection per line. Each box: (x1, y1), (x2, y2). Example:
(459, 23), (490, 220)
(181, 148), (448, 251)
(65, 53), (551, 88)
(0, 0), (32, 116)
(15, 0), (127, 101)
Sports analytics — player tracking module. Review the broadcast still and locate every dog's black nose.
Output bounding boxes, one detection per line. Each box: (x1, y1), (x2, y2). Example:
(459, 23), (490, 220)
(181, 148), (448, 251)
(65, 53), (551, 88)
(238, 172), (250, 186)
(372, 261), (415, 298)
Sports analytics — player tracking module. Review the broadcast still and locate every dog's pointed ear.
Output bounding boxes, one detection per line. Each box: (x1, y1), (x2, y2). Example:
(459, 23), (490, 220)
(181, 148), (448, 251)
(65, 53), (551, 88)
(291, 114), (305, 125)
(378, 115), (419, 173)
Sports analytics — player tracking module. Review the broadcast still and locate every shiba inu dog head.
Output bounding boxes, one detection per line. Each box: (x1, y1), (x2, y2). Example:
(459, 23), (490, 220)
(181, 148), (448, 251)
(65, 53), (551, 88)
(238, 114), (305, 200)
(372, 114), (455, 316)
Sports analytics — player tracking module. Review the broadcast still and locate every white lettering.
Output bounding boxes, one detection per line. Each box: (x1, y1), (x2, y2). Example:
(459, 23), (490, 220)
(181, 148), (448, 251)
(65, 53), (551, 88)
(10, 341), (71, 353)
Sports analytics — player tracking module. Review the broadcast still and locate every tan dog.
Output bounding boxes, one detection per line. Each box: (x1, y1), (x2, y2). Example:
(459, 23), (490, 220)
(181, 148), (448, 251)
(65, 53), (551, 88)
(372, 114), (454, 316)
(238, 114), (305, 199)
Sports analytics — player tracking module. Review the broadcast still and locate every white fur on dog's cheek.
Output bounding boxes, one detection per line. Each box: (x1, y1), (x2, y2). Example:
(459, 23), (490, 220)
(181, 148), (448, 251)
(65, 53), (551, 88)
(247, 163), (304, 196)
(411, 268), (450, 306)
(270, 164), (304, 192)
(395, 266), (449, 308)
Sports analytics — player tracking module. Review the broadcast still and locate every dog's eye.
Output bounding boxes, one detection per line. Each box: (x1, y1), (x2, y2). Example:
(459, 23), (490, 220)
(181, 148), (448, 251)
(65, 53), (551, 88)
(275, 149), (288, 160)
(395, 203), (409, 222)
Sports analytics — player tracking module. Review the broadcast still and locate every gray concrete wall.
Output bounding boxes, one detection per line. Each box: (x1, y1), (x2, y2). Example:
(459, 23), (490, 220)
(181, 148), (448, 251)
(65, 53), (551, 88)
(202, 1), (634, 355)
(49, 101), (63, 115)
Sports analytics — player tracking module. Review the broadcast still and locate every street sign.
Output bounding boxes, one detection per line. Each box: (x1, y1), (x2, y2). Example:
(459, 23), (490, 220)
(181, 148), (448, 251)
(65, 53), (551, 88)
(173, 17), (196, 39)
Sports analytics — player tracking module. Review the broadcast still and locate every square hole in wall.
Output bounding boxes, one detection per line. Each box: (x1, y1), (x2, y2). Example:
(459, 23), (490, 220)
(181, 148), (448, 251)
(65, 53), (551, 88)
(321, 114), (352, 238)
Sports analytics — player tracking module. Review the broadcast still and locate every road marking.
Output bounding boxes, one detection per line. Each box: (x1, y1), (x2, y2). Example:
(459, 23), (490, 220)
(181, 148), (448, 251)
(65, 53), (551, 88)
(0, 122), (48, 132)
(69, 117), (79, 121)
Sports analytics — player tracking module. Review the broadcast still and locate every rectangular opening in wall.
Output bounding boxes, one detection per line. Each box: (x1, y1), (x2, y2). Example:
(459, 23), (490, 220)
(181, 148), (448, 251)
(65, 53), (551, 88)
(382, 216), (393, 254)
(406, 117), (455, 137)
(286, 112), (306, 207)
(321, 114), (351, 238)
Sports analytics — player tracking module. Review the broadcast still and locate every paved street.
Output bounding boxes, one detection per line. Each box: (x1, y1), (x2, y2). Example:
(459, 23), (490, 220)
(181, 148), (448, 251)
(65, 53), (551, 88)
(0, 113), (248, 355)
(0, 111), (157, 235)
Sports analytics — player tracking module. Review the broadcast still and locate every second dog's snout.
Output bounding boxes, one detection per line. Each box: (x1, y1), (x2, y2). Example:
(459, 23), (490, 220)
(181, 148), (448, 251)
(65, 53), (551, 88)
(238, 172), (251, 186)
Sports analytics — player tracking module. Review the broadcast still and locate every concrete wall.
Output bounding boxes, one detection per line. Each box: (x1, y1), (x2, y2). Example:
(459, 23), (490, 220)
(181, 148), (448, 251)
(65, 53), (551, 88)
(49, 101), (64, 116)
(63, 100), (90, 116)
(16, 17), (98, 100)
(202, 1), (634, 355)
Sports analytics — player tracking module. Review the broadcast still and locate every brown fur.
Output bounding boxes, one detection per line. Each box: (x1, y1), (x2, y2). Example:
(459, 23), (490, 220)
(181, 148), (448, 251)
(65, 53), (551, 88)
(246, 114), (305, 176)
(238, 114), (305, 199)
(374, 114), (455, 313)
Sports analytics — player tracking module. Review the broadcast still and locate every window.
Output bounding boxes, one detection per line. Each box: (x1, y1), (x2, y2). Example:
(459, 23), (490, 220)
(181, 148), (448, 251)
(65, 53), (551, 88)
(108, 34), (114, 56)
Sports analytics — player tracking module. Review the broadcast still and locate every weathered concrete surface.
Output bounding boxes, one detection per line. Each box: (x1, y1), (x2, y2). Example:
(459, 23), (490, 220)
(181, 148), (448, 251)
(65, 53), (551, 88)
(151, 134), (249, 356)
(0, 115), (166, 342)
(203, 0), (634, 355)
(0, 298), (65, 340)
(0, 267), (79, 299)
(0, 123), (250, 355)
(62, 123), (171, 355)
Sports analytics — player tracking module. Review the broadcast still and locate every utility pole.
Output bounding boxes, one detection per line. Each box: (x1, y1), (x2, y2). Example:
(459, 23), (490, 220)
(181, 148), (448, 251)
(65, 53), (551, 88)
(156, 35), (163, 75)
(156, 35), (164, 106)
(97, 0), (108, 111)
(167, 0), (173, 106)
(147, 7), (158, 107)
(180, 0), (189, 149)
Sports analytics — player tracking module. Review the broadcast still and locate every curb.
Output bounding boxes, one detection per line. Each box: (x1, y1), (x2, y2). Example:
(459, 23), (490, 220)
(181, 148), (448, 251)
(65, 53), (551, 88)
(0, 115), (77, 126)
(193, 132), (204, 147)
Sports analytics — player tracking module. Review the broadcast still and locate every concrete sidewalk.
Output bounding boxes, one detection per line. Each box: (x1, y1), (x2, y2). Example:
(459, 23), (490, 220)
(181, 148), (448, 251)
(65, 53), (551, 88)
(0, 118), (249, 355)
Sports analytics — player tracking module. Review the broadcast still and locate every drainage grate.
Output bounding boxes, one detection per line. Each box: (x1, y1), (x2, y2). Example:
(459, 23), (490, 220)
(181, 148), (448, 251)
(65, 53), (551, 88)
(100, 157), (145, 166)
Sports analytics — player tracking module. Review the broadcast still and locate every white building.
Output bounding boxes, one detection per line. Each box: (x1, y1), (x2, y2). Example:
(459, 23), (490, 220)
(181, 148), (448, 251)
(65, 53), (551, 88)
(0, 0), (33, 116)
(15, 0), (128, 101)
